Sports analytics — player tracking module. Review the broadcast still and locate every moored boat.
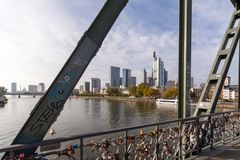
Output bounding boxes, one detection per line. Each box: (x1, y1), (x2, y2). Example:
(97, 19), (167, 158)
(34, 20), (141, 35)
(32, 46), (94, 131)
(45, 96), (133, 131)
(156, 98), (178, 105)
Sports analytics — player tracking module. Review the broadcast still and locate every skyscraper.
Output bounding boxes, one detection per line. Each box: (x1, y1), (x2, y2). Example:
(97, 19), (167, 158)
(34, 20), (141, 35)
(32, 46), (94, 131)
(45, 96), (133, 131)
(147, 77), (154, 86)
(120, 77), (122, 85)
(191, 77), (194, 88)
(84, 82), (90, 93)
(11, 82), (17, 93)
(129, 77), (137, 87)
(164, 69), (168, 86)
(28, 85), (38, 93)
(91, 78), (101, 93)
(38, 83), (45, 93)
(143, 69), (147, 84)
(122, 68), (131, 87)
(110, 66), (120, 88)
(153, 51), (165, 88)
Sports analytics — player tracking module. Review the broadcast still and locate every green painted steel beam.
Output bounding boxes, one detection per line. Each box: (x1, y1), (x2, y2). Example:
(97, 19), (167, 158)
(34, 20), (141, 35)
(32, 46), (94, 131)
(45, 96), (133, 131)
(178, 0), (184, 119)
(231, 0), (240, 7)
(236, 0), (239, 109)
(2, 0), (128, 158)
(237, 0), (240, 110)
(193, 4), (240, 116)
(178, 0), (192, 118)
(230, 1), (239, 111)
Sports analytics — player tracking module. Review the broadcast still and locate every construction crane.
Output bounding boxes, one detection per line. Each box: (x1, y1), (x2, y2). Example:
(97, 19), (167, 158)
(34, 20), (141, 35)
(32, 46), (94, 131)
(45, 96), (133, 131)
(194, 0), (240, 116)
(2, 0), (128, 158)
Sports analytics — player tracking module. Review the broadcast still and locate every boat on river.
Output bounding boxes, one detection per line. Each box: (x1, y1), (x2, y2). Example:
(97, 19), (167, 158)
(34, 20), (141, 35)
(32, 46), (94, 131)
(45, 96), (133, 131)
(156, 98), (178, 106)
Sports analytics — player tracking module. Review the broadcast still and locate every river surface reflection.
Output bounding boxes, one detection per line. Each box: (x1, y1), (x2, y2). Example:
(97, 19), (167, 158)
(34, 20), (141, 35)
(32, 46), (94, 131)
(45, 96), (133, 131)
(0, 96), (177, 147)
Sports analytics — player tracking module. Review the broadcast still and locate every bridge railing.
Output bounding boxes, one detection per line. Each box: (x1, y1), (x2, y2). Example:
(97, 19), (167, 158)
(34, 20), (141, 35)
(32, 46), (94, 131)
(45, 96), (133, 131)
(1, 109), (240, 159)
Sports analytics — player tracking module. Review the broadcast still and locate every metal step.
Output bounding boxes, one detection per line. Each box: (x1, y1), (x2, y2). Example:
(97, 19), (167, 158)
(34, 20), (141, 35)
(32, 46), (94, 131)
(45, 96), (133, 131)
(209, 74), (221, 81)
(218, 49), (230, 56)
(227, 27), (239, 35)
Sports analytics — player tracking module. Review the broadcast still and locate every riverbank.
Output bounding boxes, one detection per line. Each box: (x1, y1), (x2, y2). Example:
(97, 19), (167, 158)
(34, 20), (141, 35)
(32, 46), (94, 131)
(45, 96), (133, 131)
(72, 96), (239, 110)
(71, 95), (156, 103)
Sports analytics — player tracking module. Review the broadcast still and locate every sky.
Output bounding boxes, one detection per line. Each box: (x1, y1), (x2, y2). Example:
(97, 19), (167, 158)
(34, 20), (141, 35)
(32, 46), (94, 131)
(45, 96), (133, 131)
(0, 0), (238, 91)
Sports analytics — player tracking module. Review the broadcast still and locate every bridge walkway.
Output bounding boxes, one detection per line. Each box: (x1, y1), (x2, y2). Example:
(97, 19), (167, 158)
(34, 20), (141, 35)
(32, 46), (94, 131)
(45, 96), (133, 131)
(194, 138), (240, 160)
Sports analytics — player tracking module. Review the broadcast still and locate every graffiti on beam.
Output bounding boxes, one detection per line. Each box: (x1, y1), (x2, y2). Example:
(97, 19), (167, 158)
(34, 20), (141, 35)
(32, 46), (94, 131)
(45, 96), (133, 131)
(30, 100), (64, 133)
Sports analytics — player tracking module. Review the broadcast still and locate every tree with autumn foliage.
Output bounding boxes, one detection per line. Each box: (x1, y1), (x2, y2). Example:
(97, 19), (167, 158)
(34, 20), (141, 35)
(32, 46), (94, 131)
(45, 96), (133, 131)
(128, 83), (160, 97)
(106, 87), (121, 96)
(162, 87), (178, 99)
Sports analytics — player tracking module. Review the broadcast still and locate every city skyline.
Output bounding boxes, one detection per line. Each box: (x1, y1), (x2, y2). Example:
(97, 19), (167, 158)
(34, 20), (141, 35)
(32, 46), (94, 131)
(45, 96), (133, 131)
(0, 1), (239, 91)
(153, 51), (167, 88)
(8, 82), (46, 93)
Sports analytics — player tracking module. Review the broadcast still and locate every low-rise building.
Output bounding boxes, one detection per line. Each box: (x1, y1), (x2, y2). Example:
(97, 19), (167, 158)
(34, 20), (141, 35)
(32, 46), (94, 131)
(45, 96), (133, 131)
(190, 88), (202, 100)
(222, 85), (238, 101)
(121, 89), (129, 95)
(100, 88), (108, 95)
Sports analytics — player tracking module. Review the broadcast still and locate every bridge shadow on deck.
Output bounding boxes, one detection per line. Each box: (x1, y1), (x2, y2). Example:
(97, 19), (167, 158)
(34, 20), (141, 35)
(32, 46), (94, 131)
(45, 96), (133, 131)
(211, 146), (240, 159)
(194, 138), (240, 160)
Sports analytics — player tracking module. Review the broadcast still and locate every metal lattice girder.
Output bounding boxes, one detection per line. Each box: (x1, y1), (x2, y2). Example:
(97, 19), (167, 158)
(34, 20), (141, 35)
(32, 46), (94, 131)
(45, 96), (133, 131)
(193, 8), (240, 116)
(2, 0), (128, 158)
(231, 0), (240, 7)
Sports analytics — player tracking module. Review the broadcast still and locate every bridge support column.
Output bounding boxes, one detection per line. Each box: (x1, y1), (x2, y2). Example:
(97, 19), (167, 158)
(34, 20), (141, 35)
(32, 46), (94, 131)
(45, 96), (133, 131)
(178, 0), (192, 118)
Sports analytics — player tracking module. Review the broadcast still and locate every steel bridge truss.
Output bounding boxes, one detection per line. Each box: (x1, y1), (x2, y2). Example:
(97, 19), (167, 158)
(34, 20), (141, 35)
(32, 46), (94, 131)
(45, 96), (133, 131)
(2, 0), (240, 158)
(194, 3), (240, 116)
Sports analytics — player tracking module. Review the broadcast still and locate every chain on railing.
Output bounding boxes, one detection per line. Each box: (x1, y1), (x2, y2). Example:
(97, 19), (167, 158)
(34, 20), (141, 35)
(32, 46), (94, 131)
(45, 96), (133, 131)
(1, 110), (240, 160)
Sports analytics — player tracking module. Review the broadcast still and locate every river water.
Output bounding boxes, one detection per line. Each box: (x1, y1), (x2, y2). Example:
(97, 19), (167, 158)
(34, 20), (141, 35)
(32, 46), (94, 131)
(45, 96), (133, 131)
(0, 96), (177, 148)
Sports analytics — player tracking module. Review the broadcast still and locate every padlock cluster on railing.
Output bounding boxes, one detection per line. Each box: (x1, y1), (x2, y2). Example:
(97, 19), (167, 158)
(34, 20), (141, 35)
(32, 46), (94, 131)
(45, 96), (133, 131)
(2, 110), (240, 160)
(3, 143), (79, 160)
(83, 128), (180, 159)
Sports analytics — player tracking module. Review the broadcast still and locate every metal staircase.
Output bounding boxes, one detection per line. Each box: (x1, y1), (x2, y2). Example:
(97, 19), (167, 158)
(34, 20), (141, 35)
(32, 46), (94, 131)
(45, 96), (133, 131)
(193, 8), (240, 116)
